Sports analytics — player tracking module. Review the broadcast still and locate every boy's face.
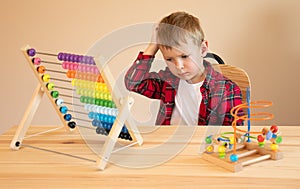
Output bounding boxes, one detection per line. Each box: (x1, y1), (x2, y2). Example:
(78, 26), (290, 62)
(159, 39), (208, 84)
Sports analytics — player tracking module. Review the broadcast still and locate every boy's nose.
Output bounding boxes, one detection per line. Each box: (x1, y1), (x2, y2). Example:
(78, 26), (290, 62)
(175, 59), (184, 69)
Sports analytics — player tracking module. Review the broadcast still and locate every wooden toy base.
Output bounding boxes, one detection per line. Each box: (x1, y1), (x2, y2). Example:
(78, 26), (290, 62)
(201, 142), (283, 172)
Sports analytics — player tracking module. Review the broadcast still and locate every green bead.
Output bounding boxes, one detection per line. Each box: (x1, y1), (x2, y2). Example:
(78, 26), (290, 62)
(276, 136), (282, 144)
(219, 152), (226, 159)
(205, 137), (212, 144)
(95, 99), (101, 106)
(51, 91), (59, 98)
(80, 96), (85, 103)
(258, 142), (265, 148)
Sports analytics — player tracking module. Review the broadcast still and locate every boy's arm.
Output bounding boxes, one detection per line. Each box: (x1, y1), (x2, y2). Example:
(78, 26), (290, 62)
(221, 83), (244, 126)
(124, 50), (164, 99)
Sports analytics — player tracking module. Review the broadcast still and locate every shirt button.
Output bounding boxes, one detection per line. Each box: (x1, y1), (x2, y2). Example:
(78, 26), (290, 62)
(136, 60), (140, 64)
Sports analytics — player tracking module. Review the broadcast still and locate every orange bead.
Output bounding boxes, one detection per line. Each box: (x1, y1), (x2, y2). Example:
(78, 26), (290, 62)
(37, 66), (46, 74)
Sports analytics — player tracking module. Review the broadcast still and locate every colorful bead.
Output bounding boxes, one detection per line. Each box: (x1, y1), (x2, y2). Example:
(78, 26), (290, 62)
(258, 142), (265, 148)
(27, 48), (36, 56)
(32, 58), (41, 65)
(230, 154), (239, 162)
(205, 136), (212, 144)
(270, 143), (278, 151)
(270, 125), (279, 133)
(46, 83), (54, 90)
(266, 131), (273, 140)
(257, 135), (265, 142)
(275, 136), (282, 144)
(55, 98), (64, 106)
(37, 66), (46, 74)
(206, 145), (214, 153)
(42, 74), (50, 82)
(64, 114), (72, 121)
(60, 106), (68, 114)
(68, 121), (76, 129)
(51, 91), (59, 98)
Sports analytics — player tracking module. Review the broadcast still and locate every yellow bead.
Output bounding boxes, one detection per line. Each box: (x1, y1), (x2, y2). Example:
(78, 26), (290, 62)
(218, 146), (226, 153)
(42, 74), (50, 82)
(71, 79), (76, 86)
(229, 136), (235, 144)
(270, 143), (278, 151)
(206, 145), (214, 153)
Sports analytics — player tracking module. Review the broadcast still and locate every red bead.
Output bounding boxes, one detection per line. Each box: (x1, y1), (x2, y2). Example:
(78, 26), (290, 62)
(270, 125), (278, 133)
(257, 135), (265, 142)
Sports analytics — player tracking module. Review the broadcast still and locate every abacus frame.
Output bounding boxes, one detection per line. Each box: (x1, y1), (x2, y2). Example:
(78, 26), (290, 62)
(10, 45), (143, 170)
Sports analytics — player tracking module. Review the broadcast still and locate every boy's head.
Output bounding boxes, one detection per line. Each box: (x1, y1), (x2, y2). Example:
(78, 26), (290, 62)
(156, 11), (208, 84)
(157, 11), (205, 49)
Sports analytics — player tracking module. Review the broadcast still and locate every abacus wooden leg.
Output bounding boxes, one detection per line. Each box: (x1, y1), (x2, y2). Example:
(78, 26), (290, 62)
(97, 96), (136, 170)
(10, 84), (44, 150)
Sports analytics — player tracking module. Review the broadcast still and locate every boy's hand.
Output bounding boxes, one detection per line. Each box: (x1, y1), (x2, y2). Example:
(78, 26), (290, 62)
(143, 24), (159, 56)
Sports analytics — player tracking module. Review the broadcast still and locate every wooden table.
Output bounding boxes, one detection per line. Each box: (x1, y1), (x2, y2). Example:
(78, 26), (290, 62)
(0, 125), (299, 188)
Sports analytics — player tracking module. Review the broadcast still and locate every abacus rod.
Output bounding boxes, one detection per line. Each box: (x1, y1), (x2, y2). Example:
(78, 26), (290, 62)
(77, 125), (95, 130)
(60, 94), (80, 99)
(73, 117), (91, 122)
(68, 110), (88, 115)
(64, 102), (84, 107)
(41, 60), (61, 65)
(36, 51), (58, 57)
(20, 144), (96, 163)
(112, 141), (139, 154)
(51, 78), (71, 83)
(55, 86), (75, 91)
(23, 126), (64, 139)
(46, 69), (66, 74)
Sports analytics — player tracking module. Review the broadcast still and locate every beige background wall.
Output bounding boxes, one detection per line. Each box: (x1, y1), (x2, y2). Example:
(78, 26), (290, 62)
(1, 0), (299, 135)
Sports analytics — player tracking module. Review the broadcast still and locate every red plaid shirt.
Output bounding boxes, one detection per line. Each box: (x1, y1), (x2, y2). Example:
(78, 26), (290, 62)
(124, 52), (243, 126)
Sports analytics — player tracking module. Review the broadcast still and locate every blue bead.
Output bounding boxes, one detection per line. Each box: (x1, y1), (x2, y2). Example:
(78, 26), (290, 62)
(64, 114), (72, 121)
(266, 131), (273, 140)
(230, 154), (238, 162)
(88, 112), (94, 119)
(60, 106), (68, 114)
(92, 119), (98, 127)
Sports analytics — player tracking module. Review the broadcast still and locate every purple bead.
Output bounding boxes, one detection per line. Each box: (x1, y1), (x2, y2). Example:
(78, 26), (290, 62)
(91, 57), (95, 65)
(58, 53), (64, 61)
(27, 48), (36, 56)
(65, 53), (70, 61)
(82, 56), (87, 64)
(69, 54), (74, 62)
(78, 55), (83, 63)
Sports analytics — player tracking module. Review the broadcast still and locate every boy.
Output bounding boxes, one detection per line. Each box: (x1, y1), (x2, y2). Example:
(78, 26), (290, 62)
(124, 11), (243, 126)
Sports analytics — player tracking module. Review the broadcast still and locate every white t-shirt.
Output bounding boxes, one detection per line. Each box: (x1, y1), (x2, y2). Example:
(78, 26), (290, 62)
(171, 79), (204, 125)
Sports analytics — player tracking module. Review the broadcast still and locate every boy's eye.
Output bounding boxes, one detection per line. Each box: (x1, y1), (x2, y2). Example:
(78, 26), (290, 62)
(181, 55), (189, 59)
(166, 58), (172, 62)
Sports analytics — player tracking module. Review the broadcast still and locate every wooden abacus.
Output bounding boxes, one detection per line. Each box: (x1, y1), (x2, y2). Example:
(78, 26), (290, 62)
(10, 45), (143, 170)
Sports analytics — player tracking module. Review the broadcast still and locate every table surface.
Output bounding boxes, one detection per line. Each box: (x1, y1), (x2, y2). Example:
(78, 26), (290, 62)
(0, 125), (299, 189)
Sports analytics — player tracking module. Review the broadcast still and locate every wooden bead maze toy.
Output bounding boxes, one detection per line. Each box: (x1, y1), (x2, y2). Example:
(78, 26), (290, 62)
(201, 89), (283, 172)
(10, 45), (143, 170)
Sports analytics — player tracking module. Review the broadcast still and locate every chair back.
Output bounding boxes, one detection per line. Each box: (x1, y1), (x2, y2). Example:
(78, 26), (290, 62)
(212, 64), (251, 104)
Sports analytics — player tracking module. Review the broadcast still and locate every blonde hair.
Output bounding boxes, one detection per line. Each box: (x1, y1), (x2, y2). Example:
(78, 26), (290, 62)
(157, 11), (205, 49)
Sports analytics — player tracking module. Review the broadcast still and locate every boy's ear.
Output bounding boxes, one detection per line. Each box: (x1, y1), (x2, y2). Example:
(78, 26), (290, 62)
(200, 40), (208, 57)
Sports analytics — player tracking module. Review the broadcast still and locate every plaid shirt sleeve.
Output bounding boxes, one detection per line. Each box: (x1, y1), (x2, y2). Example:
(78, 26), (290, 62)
(220, 82), (244, 126)
(124, 52), (165, 100)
